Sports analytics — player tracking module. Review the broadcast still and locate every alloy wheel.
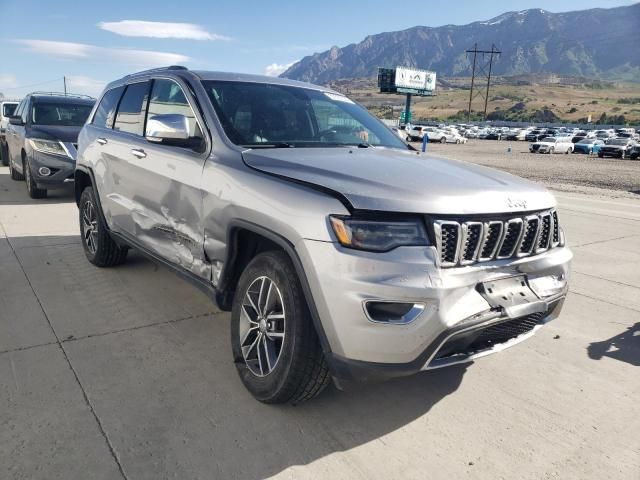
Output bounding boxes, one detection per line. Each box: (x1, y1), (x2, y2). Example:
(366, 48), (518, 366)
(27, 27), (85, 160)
(239, 276), (286, 377)
(82, 200), (99, 254)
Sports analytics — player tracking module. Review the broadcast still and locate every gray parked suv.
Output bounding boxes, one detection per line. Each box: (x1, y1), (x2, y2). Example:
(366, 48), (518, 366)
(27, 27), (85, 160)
(1, 100), (19, 166)
(6, 92), (94, 198)
(76, 66), (572, 404)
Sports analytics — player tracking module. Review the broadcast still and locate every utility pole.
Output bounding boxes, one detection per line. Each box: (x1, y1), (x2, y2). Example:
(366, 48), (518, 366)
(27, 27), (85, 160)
(63, 76), (67, 95)
(466, 44), (501, 121)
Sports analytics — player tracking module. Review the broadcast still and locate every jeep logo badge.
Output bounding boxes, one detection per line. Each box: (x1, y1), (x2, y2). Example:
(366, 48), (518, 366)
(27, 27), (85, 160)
(507, 197), (528, 209)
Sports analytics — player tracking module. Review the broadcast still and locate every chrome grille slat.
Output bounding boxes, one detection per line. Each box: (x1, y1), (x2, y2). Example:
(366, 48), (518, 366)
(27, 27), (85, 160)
(432, 209), (560, 267)
(518, 215), (540, 256)
(460, 222), (483, 265)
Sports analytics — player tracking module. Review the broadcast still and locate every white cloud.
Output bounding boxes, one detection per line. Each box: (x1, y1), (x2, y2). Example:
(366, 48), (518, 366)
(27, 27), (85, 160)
(16, 39), (190, 67)
(264, 61), (296, 77)
(98, 20), (230, 41)
(65, 76), (107, 97)
(0, 74), (18, 89)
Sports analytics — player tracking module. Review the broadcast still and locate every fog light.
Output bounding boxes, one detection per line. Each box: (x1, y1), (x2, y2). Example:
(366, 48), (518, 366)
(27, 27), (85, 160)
(529, 274), (566, 298)
(38, 166), (51, 176)
(364, 301), (425, 324)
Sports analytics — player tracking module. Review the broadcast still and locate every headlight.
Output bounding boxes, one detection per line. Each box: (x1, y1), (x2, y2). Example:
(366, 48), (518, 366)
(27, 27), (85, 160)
(28, 139), (70, 157)
(329, 216), (429, 252)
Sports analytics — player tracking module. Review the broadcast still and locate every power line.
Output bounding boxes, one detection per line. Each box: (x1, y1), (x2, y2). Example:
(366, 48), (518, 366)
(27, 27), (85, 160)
(1, 77), (64, 91)
(466, 44), (501, 121)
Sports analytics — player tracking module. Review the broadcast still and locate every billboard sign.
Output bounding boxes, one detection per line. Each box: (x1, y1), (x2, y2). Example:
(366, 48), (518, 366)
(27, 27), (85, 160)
(395, 66), (436, 93)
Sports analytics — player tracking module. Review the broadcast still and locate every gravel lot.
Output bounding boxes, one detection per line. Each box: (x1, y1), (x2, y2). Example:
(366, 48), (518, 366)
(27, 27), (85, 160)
(414, 139), (640, 196)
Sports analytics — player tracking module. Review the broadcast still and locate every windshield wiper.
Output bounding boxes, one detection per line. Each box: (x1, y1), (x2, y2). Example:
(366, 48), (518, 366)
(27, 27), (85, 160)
(242, 142), (295, 149)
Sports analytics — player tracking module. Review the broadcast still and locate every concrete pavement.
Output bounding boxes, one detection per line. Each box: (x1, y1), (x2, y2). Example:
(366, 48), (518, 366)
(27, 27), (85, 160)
(1, 166), (638, 479)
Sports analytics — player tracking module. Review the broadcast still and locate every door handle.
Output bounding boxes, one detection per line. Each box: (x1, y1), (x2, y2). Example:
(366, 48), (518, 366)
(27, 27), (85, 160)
(131, 148), (146, 159)
(96, 137), (107, 145)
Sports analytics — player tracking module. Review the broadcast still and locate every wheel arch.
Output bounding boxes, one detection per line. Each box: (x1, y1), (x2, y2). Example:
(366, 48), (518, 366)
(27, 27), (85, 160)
(217, 220), (333, 356)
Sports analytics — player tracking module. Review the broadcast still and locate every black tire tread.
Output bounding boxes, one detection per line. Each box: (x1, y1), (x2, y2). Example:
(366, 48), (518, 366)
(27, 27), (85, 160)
(80, 186), (128, 267)
(233, 251), (330, 405)
(9, 152), (24, 181)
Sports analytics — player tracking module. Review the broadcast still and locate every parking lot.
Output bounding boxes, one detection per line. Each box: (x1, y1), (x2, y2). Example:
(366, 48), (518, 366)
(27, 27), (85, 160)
(1, 143), (639, 479)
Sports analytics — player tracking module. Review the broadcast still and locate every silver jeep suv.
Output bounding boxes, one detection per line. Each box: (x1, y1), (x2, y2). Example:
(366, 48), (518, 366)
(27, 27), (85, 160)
(76, 66), (571, 404)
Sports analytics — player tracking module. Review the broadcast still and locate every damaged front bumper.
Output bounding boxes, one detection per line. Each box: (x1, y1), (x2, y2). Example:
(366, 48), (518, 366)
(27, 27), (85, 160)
(297, 239), (572, 385)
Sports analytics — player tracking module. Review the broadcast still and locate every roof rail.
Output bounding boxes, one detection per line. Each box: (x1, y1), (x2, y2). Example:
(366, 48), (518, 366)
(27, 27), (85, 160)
(30, 91), (95, 100)
(125, 65), (188, 78)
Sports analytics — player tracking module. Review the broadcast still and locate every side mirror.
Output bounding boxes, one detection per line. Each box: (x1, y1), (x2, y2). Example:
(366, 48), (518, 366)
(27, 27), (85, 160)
(145, 114), (189, 144)
(9, 116), (24, 126)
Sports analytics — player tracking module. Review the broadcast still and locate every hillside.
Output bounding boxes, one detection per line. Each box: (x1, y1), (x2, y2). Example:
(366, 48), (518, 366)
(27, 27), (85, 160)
(281, 4), (640, 83)
(330, 76), (640, 124)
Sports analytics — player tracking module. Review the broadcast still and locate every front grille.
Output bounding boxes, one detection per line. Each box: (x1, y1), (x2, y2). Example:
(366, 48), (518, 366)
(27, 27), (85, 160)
(433, 312), (546, 361)
(433, 209), (560, 267)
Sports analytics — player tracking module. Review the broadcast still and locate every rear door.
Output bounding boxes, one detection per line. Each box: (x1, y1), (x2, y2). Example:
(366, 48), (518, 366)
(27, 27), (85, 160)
(94, 81), (150, 235)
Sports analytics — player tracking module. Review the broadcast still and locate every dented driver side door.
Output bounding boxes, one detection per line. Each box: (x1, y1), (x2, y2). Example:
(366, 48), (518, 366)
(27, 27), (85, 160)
(113, 77), (211, 280)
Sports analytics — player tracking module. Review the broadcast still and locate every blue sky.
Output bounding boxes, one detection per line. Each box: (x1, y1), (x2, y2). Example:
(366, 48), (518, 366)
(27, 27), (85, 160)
(0, 0), (636, 97)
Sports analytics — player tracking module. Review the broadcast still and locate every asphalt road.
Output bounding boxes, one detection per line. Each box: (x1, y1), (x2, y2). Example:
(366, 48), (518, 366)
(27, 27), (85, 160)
(1, 159), (639, 479)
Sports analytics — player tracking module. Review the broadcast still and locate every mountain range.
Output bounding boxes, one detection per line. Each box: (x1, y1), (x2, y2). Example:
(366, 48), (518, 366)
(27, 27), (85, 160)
(281, 3), (640, 83)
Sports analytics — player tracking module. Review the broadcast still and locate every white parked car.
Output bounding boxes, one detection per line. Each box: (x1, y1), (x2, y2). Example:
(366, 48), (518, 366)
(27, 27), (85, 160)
(422, 127), (448, 143)
(529, 136), (574, 154)
(441, 129), (467, 144)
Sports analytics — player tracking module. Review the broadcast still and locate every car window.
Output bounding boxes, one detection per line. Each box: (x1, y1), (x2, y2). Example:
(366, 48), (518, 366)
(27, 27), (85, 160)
(12, 100), (25, 120)
(32, 102), (94, 126)
(2, 103), (17, 117)
(114, 81), (150, 136)
(147, 79), (202, 139)
(20, 99), (29, 123)
(202, 80), (406, 149)
(93, 86), (124, 129)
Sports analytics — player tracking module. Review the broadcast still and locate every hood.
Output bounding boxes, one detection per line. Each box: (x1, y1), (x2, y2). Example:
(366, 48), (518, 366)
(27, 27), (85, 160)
(242, 147), (555, 214)
(27, 125), (82, 143)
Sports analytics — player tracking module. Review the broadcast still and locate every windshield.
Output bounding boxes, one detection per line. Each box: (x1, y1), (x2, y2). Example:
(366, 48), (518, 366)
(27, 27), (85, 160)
(31, 102), (93, 126)
(541, 137), (556, 142)
(607, 139), (628, 145)
(201, 80), (407, 149)
(3, 103), (17, 117)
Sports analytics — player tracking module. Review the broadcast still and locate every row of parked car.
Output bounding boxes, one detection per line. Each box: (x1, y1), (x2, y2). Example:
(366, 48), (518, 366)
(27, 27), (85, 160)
(391, 121), (640, 159)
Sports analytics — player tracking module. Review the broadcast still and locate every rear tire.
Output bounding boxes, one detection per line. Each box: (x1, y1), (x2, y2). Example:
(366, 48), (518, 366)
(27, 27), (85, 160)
(440, 137), (446, 144)
(79, 186), (128, 267)
(24, 158), (47, 199)
(231, 251), (330, 404)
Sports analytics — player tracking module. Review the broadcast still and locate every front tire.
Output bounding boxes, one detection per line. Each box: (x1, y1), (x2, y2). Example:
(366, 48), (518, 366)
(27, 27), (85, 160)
(231, 251), (330, 404)
(9, 150), (24, 180)
(24, 158), (47, 198)
(440, 137), (446, 144)
(0, 142), (8, 166)
(79, 186), (128, 267)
